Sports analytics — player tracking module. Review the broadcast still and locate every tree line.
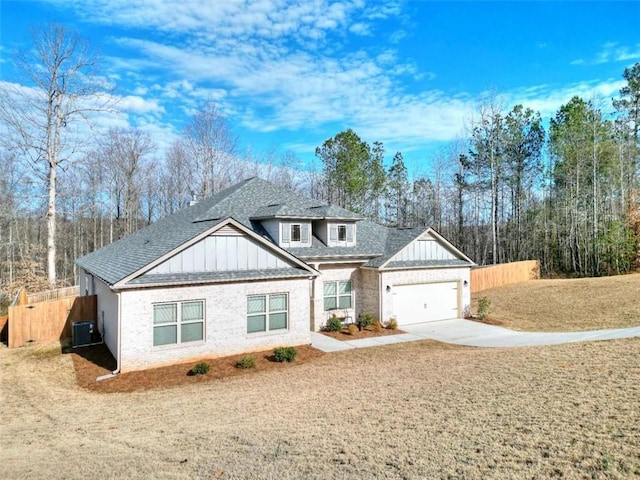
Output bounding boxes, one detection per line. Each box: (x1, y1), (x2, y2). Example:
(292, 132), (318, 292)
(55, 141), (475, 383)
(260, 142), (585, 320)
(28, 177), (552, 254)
(313, 64), (639, 279)
(0, 24), (638, 306)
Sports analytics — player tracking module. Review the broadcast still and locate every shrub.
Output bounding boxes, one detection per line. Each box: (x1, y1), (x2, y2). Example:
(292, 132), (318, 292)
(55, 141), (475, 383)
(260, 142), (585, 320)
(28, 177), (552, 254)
(385, 317), (398, 330)
(372, 321), (383, 332)
(189, 362), (210, 375)
(236, 355), (257, 369)
(273, 346), (297, 362)
(478, 296), (491, 319)
(347, 324), (359, 336)
(325, 316), (343, 332)
(358, 312), (375, 330)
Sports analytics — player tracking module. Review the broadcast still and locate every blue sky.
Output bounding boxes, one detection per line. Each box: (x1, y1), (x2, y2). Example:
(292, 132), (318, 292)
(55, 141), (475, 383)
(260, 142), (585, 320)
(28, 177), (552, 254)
(1, 0), (639, 174)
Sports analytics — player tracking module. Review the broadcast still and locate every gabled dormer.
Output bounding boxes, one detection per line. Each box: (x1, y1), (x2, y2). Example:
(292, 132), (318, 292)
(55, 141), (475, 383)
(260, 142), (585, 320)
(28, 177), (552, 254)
(261, 219), (313, 248)
(314, 220), (357, 247)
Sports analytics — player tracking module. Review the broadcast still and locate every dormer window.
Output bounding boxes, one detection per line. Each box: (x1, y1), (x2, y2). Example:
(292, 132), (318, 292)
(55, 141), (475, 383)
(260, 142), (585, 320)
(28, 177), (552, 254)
(328, 222), (355, 246)
(280, 221), (310, 247)
(291, 224), (301, 242)
(337, 225), (347, 242)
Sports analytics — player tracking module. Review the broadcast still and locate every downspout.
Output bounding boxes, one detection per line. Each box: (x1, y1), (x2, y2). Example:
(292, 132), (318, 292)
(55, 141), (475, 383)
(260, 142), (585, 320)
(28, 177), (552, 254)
(310, 263), (319, 331)
(96, 291), (121, 382)
(378, 270), (383, 324)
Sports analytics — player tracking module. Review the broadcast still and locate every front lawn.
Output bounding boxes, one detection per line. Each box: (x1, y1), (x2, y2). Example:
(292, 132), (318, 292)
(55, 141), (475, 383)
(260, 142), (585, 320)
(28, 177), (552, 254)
(471, 273), (640, 331)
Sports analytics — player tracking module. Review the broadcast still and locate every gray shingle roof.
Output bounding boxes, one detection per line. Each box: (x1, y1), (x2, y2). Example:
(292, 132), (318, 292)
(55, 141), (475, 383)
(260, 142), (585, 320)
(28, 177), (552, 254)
(127, 268), (312, 286)
(384, 259), (472, 269)
(76, 177), (471, 287)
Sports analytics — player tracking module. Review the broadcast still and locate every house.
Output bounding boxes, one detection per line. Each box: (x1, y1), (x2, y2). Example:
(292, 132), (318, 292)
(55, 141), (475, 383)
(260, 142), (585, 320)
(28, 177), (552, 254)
(76, 177), (474, 372)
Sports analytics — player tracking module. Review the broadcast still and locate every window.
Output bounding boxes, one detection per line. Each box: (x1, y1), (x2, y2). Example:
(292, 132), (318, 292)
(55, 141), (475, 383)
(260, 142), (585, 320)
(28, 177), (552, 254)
(329, 223), (354, 244)
(291, 224), (301, 242)
(337, 225), (347, 241)
(247, 293), (288, 333)
(323, 281), (352, 311)
(153, 300), (204, 346)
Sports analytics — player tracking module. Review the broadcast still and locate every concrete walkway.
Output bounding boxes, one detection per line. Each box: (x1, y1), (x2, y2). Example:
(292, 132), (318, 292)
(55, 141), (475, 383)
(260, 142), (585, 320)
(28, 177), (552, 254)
(310, 318), (640, 353)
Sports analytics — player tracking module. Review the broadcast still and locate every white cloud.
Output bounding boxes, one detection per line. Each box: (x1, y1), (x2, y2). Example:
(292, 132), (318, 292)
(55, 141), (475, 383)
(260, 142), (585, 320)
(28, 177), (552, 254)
(572, 42), (640, 66)
(118, 95), (165, 115)
(32, 0), (633, 163)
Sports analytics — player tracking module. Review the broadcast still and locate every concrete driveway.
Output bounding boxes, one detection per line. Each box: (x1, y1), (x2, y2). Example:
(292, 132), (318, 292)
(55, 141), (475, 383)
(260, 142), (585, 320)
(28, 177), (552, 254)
(310, 318), (640, 352)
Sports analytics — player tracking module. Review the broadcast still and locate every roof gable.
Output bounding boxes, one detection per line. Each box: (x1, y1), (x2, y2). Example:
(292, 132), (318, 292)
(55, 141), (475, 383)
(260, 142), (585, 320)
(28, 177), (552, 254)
(115, 218), (317, 288)
(377, 228), (474, 269)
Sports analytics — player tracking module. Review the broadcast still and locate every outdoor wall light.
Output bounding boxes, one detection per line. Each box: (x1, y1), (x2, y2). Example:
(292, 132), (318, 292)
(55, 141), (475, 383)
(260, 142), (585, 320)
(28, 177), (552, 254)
(386, 285), (391, 293)
(463, 280), (469, 287)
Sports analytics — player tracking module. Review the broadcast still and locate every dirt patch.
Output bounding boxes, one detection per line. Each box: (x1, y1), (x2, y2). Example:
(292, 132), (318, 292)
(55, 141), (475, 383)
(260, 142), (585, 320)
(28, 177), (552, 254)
(472, 272), (640, 331)
(321, 325), (405, 341)
(69, 343), (324, 393)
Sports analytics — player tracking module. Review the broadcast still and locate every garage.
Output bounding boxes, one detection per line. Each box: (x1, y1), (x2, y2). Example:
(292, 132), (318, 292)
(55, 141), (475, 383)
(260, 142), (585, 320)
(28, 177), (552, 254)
(392, 281), (459, 325)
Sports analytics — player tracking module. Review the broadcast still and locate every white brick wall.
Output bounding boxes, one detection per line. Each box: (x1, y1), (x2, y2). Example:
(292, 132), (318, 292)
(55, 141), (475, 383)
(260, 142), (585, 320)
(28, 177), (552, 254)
(310, 263), (361, 331)
(94, 277), (119, 358)
(380, 267), (471, 322)
(118, 278), (311, 372)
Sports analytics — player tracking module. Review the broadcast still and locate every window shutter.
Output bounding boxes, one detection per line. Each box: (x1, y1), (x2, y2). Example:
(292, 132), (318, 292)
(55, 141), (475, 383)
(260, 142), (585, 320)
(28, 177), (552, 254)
(346, 224), (354, 242)
(329, 224), (337, 241)
(301, 224), (310, 243)
(281, 222), (290, 242)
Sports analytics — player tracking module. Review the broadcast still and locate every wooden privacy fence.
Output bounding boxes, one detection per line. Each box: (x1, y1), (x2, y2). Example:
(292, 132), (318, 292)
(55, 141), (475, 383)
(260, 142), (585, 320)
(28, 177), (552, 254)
(27, 285), (79, 304)
(8, 295), (96, 348)
(471, 260), (540, 293)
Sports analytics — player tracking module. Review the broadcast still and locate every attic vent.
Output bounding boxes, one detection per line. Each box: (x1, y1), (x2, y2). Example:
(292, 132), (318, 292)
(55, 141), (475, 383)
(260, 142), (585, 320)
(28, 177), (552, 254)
(267, 203), (280, 207)
(309, 205), (324, 209)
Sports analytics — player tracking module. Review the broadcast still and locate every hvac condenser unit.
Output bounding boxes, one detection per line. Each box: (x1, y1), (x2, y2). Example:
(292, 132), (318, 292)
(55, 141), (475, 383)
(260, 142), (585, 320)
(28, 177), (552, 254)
(72, 321), (95, 348)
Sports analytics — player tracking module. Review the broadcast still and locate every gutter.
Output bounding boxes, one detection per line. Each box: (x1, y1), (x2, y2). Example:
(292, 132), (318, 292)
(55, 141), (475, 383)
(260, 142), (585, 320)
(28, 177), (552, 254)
(96, 291), (122, 382)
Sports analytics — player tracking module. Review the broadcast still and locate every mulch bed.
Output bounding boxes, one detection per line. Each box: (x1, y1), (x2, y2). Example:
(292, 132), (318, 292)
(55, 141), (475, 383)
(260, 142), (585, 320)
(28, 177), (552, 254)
(467, 316), (504, 326)
(321, 326), (405, 341)
(68, 343), (324, 394)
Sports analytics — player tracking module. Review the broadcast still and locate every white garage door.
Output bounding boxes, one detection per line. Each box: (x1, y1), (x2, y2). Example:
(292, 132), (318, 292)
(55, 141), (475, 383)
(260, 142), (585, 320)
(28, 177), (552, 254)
(393, 281), (459, 326)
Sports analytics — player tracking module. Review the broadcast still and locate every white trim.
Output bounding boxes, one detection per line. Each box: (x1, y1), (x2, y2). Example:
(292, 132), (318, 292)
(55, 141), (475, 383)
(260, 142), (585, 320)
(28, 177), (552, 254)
(152, 298), (206, 347)
(246, 292), (289, 335)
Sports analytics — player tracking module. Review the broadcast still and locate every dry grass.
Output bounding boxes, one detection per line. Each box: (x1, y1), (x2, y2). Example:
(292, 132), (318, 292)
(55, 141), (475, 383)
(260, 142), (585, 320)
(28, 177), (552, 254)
(472, 273), (640, 331)
(1, 338), (639, 479)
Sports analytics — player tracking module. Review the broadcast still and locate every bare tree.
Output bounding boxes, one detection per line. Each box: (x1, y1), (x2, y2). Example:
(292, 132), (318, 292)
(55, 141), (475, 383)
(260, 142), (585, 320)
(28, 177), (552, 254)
(101, 128), (156, 239)
(158, 140), (195, 215)
(0, 23), (111, 284)
(183, 102), (237, 197)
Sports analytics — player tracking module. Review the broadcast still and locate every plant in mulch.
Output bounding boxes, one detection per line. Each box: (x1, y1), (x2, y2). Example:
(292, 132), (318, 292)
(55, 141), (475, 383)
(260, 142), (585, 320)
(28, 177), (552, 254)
(371, 321), (383, 332)
(235, 355), (257, 369)
(385, 317), (398, 330)
(325, 316), (343, 332)
(273, 346), (297, 363)
(189, 362), (210, 376)
(347, 324), (359, 336)
(358, 312), (375, 330)
(477, 296), (491, 319)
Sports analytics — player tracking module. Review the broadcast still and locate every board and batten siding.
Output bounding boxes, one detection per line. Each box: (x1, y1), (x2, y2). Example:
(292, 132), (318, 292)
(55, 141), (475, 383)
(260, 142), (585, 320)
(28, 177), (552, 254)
(146, 233), (292, 275)
(392, 232), (458, 262)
